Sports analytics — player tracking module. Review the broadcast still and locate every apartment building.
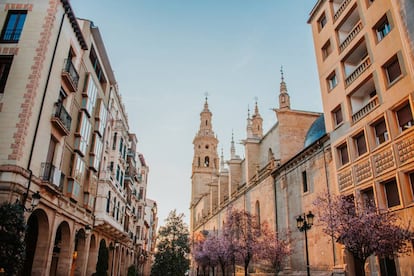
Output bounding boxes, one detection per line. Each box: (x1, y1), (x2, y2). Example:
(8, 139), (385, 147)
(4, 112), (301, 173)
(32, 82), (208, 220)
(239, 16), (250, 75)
(0, 1), (156, 275)
(309, 0), (414, 275)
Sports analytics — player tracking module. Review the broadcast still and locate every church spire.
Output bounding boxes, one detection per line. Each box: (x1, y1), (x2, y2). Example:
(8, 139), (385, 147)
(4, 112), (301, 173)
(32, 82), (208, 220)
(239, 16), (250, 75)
(198, 95), (215, 137)
(252, 99), (263, 138)
(230, 130), (236, 159)
(279, 66), (290, 110)
(246, 106), (253, 138)
(220, 148), (226, 172)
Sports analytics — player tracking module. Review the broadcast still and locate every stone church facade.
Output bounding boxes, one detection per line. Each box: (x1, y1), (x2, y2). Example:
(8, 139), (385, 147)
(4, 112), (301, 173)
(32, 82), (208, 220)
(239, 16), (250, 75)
(190, 75), (339, 275)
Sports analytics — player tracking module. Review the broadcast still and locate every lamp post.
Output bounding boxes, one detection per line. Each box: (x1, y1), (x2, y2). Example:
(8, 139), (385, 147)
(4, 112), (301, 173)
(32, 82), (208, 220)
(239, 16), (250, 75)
(22, 190), (41, 212)
(296, 211), (314, 276)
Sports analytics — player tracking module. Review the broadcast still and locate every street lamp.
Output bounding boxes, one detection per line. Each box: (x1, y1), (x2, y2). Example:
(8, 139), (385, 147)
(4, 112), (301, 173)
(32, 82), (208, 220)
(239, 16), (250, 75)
(296, 211), (314, 276)
(85, 225), (92, 235)
(22, 191), (41, 212)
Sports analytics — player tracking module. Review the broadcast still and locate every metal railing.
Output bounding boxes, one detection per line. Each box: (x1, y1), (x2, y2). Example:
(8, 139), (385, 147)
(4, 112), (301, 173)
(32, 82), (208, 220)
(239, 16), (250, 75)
(53, 102), (72, 132)
(62, 59), (79, 89)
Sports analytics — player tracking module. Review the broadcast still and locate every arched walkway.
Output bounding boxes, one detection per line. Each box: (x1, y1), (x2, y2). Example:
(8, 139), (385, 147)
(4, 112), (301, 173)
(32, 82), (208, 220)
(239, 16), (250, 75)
(86, 235), (97, 275)
(72, 228), (87, 276)
(49, 222), (71, 276)
(22, 209), (50, 276)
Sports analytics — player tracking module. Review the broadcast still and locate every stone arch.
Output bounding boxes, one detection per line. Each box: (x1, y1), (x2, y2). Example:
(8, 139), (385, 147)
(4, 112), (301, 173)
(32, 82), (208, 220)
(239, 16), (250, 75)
(86, 234), (97, 276)
(22, 208), (50, 275)
(72, 228), (88, 275)
(49, 221), (71, 276)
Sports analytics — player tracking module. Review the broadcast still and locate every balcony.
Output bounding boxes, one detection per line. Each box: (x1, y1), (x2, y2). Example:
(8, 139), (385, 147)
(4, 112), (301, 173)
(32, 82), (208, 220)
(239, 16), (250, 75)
(40, 162), (62, 188)
(352, 96), (379, 123)
(345, 56), (371, 87)
(350, 77), (379, 123)
(339, 21), (362, 53)
(61, 59), (79, 92)
(334, 0), (352, 22)
(51, 102), (72, 136)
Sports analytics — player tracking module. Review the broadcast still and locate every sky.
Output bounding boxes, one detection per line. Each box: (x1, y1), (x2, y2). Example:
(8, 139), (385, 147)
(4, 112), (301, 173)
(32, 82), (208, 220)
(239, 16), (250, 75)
(70, 0), (323, 226)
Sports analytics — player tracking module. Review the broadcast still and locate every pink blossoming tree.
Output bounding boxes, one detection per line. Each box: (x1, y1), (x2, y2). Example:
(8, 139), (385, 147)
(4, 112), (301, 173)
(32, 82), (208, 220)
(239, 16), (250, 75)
(223, 208), (261, 276)
(256, 222), (291, 275)
(314, 193), (413, 276)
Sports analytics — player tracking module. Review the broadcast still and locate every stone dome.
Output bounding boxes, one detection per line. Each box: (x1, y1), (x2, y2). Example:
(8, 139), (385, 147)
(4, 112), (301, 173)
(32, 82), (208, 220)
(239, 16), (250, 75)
(304, 114), (326, 147)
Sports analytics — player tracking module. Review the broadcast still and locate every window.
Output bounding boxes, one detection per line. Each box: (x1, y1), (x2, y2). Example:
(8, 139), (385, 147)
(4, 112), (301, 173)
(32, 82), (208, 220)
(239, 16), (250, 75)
(375, 15), (391, 42)
(328, 72), (338, 90)
(318, 13), (327, 31)
(337, 143), (349, 166)
(0, 56), (13, 94)
(139, 187), (144, 200)
(322, 40), (332, 60)
(112, 133), (117, 150)
(333, 106), (343, 126)
(302, 171), (308, 193)
(372, 118), (388, 145)
(74, 112), (92, 156)
(396, 102), (414, 132)
(255, 201), (261, 230)
(361, 187), (375, 208)
(204, 156), (210, 167)
(0, 10), (27, 42)
(354, 131), (367, 156)
(383, 178), (400, 208)
(409, 172), (414, 199)
(106, 191), (111, 213)
(82, 74), (98, 116)
(70, 153), (85, 182)
(384, 56), (402, 84)
(89, 46), (107, 86)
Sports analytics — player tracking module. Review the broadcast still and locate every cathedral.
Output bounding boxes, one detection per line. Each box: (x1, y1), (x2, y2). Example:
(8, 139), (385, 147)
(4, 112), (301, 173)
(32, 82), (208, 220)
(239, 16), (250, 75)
(189, 73), (339, 275)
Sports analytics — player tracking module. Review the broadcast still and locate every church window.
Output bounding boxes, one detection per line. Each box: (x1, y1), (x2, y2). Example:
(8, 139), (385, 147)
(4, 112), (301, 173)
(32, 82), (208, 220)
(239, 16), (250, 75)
(198, 157), (201, 167)
(205, 145), (209, 149)
(204, 156), (210, 167)
(302, 170), (308, 193)
(255, 201), (261, 230)
(206, 120), (208, 126)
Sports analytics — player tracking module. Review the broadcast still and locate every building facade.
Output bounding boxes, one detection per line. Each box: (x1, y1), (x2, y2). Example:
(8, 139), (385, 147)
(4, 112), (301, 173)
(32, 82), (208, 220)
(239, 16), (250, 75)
(0, 1), (157, 275)
(190, 76), (339, 275)
(308, 0), (414, 275)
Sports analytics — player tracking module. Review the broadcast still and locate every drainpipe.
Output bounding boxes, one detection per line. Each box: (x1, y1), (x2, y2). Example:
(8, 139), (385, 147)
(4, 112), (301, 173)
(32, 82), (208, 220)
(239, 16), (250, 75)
(23, 7), (67, 207)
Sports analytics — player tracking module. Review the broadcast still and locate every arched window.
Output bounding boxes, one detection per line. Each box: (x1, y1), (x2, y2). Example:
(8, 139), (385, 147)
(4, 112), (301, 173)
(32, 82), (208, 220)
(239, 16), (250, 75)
(256, 200), (261, 230)
(198, 157), (201, 167)
(206, 120), (208, 126)
(268, 148), (274, 161)
(204, 156), (210, 167)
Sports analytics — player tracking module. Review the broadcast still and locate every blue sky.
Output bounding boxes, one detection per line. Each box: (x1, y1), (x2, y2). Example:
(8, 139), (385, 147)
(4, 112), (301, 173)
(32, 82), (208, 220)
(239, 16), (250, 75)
(70, 0), (322, 225)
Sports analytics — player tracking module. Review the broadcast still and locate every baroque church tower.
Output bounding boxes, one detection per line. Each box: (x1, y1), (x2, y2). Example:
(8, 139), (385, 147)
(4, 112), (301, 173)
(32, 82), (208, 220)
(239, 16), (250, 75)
(191, 98), (219, 224)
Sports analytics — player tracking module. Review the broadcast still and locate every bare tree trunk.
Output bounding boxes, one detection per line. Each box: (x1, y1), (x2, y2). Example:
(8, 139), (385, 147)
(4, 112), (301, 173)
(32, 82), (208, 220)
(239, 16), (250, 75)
(354, 258), (366, 276)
